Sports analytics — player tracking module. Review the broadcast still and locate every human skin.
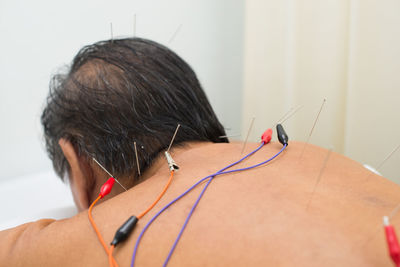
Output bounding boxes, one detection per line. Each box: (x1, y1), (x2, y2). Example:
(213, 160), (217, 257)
(0, 141), (398, 266)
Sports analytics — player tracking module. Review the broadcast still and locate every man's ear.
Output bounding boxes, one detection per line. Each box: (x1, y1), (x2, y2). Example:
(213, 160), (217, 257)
(58, 138), (93, 211)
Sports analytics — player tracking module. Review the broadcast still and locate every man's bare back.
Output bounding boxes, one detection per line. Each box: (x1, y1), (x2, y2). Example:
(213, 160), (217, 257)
(1, 141), (398, 266)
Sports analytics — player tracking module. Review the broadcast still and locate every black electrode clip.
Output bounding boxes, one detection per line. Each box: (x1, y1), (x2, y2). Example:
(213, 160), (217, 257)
(276, 124), (289, 146)
(110, 215), (138, 246)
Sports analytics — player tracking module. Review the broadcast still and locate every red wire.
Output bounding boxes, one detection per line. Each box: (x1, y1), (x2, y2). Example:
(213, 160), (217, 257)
(384, 220), (400, 266)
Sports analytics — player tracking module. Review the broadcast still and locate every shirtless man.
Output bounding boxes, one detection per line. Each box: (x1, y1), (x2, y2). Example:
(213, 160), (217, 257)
(0, 38), (399, 267)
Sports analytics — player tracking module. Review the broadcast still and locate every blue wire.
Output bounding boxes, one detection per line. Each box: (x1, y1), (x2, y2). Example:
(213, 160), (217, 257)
(131, 142), (287, 267)
(162, 143), (287, 266)
(131, 142), (265, 267)
(162, 175), (213, 267)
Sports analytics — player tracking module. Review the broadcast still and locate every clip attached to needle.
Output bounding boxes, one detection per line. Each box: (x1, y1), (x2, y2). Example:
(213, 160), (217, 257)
(165, 151), (179, 171)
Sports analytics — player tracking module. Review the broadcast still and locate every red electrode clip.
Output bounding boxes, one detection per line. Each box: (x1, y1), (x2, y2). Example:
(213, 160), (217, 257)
(100, 177), (115, 198)
(384, 216), (400, 266)
(261, 128), (273, 144)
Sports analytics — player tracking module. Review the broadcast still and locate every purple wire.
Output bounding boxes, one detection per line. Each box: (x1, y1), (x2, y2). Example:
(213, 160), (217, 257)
(162, 143), (287, 266)
(130, 142), (286, 267)
(131, 142), (264, 267)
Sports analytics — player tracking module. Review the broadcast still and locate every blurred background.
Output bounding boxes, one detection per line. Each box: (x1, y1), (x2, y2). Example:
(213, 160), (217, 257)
(0, 0), (399, 228)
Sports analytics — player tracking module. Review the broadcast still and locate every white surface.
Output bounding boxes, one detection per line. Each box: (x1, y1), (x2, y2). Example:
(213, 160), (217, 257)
(0, 0), (244, 181)
(0, 171), (76, 231)
(363, 164), (382, 176)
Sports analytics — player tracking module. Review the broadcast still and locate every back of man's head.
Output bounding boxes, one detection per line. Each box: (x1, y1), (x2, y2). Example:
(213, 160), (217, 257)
(41, 37), (228, 183)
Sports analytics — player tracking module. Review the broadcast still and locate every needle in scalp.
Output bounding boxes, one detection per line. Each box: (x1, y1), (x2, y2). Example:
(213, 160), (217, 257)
(110, 23), (114, 43)
(168, 24), (183, 44)
(306, 147), (333, 210)
(134, 141), (141, 177)
(300, 98), (326, 159)
(92, 157), (127, 191)
(241, 117), (255, 155)
(165, 124), (181, 171)
(133, 14), (136, 37)
(167, 124), (181, 152)
(219, 134), (241, 139)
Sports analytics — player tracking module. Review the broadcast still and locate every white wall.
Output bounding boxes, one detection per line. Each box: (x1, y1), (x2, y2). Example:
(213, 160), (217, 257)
(242, 0), (349, 149)
(0, 0), (244, 181)
(242, 0), (400, 183)
(344, 0), (400, 182)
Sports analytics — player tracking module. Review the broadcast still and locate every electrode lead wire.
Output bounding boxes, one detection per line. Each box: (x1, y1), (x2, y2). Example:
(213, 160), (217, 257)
(131, 142), (287, 267)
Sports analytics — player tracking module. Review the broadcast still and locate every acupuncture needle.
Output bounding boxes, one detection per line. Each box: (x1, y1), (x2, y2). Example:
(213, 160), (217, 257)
(280, 105), (304, 124)
(133, 14), (136, 37)
(376, 144), (400, 173)
(165, 124), (181, 171)
(110, 22), (114, 43)
(92, 157), (127, 191)
(306, 147), (333, 210)
(299, 98), (326, 159)
(167, 124), (181, 152)
(219, 134), (241, 139)
(241, 117), (255, 155)
(168, 24), (183, 44)
(276, 107), (295, 125)
(362, 144), (400, 182)
(134, 141), (141, 177)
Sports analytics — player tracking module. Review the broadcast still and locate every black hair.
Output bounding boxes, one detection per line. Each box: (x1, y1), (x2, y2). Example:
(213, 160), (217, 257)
(41, 37), (228, 183)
